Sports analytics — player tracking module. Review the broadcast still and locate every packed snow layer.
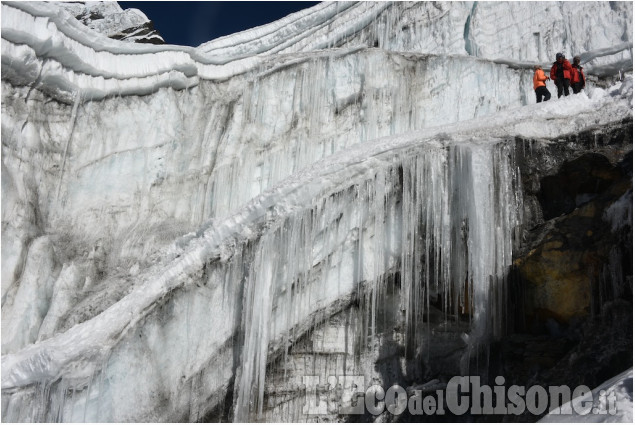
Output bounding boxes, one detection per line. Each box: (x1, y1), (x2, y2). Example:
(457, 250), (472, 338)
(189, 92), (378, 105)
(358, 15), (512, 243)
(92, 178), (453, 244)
(540, 368), (633, 423)
(1, 2), (632, 102)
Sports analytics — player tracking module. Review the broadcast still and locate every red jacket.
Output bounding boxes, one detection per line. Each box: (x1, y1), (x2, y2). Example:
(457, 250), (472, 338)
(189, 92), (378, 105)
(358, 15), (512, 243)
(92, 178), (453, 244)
(550, 59), (573, 80)
(571, 65), (585, 85)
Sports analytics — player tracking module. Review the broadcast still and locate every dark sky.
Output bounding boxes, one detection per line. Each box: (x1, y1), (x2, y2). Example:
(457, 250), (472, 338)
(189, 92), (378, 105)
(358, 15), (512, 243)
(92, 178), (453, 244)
(119, 1), (320, 47)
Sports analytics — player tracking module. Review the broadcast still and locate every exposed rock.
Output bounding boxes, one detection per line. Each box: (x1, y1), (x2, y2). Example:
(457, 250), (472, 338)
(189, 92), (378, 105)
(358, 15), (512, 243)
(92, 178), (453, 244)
(491, 121), (633, 422)
(512, 120), (632, 331)
(109, 21), (165, 45)
(59, 1), (165, 44)
(538, 153), (624, 221)
(517, 150), (631, 327)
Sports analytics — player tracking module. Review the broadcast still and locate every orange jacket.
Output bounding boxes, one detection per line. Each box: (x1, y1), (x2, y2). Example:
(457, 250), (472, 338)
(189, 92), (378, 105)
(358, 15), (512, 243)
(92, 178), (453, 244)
(533, 69), (548, 89)
(571, 65), (585, 85)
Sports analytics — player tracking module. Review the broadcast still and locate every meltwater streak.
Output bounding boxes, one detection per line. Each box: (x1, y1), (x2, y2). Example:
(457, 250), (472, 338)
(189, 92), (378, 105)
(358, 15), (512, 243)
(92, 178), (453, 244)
(55, 91), (81, 206)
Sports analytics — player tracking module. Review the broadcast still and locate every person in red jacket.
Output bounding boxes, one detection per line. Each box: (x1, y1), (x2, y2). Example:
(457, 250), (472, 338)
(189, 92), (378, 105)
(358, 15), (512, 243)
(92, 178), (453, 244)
(571, 56), (586, 94)
(533, 65), (551, 103)
(550, 52), (573, 98)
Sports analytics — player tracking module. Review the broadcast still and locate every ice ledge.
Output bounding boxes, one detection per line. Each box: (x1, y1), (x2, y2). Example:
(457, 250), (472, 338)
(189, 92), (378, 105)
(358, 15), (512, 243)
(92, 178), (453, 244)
(3, 2), (632, 103)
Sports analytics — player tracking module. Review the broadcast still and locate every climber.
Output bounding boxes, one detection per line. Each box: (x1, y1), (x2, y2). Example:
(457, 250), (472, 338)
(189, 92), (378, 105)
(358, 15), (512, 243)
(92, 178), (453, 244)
(571, 56), (586, 94)
(533, 65), (551, 103)
(550, 52), (573, 98)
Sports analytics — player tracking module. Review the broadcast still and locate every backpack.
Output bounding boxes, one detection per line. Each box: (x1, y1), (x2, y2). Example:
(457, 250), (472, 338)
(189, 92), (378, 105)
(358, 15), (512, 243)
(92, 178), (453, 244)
(572, 65), (585, 84)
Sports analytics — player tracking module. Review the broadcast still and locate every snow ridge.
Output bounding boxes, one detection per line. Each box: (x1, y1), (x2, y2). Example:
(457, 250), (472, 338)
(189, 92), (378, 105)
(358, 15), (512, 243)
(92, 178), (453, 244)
(2, 1), (632, 102)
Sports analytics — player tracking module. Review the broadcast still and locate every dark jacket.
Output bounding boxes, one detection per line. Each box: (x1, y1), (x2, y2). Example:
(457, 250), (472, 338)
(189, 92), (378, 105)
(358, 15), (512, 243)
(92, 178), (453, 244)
(550, 59), (573, 80)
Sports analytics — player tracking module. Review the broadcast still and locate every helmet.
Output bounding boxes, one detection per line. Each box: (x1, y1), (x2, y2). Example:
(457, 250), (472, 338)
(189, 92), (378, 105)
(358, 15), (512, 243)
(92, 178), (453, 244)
(556, 52), (564, 60)
(573, 55), (581, 62)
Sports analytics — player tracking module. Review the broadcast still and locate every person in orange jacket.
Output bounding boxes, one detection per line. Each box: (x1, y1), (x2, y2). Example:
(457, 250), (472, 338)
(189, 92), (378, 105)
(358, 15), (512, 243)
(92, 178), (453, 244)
(533, 65), (551, 103)
(571, 56), (586, 94)
(550, 52), (573, 98)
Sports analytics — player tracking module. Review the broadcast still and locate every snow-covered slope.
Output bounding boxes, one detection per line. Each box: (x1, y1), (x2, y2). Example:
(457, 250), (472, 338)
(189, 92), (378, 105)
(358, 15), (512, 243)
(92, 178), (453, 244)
(2, 1), (632, 102)
(540, 368), (633, 423)
(1, 1), (633, 422)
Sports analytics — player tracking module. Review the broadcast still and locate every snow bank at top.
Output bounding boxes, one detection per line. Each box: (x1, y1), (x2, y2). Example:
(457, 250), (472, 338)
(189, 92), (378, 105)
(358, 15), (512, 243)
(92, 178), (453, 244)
(1, 1), (632, 102)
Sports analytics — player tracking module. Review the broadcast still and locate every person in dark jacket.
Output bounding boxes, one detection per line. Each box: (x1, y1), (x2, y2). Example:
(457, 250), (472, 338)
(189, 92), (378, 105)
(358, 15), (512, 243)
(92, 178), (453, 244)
(550, 52), (573, 98)
(571, 56), (586, 94)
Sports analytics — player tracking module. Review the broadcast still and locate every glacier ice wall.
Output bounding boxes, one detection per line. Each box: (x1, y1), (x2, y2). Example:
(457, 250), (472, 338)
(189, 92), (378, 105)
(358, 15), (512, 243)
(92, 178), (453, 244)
(2, 50), (527, 236)
(1, 135), (522, 421)
(1, 0), (633, 422)
(2, 0), (631, 281)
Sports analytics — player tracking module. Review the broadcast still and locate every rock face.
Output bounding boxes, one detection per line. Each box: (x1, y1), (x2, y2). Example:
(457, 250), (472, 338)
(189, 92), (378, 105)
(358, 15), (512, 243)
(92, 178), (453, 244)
(59, 1), (165, 44)
(514, 121), (632, 330)
(518, 152), (632, 324)
(539, 153), (625, 221)
(496, 121), (633, 422)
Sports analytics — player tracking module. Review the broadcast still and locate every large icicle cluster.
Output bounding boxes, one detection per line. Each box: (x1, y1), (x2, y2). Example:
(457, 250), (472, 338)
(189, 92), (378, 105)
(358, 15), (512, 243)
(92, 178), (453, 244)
(2, 134), (523, 421)
(1, 1), (633, 422)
